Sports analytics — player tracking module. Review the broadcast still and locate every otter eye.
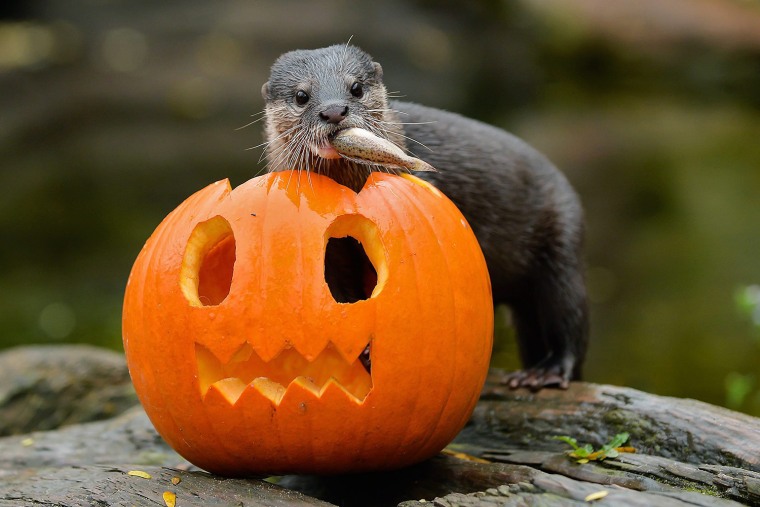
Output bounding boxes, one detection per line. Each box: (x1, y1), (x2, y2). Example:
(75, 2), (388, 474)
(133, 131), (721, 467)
(350, 82), (363, 98)
(295, 90), (309, 106)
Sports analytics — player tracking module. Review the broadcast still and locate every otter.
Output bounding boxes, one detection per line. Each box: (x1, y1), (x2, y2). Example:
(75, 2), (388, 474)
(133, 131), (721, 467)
(261, 44), (588, 389)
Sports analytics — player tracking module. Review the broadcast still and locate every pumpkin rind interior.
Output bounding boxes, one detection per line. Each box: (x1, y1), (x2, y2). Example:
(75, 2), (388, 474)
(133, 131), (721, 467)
(180, 215), (235, 307)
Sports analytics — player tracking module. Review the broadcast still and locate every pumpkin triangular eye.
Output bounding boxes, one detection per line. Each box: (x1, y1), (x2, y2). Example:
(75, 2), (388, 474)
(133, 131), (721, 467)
(180, 215), (236, 307)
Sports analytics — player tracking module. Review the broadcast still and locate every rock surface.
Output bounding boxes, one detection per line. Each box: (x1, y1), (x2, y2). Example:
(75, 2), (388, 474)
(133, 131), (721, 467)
(0, 345), (137, 436)
(1, 465), (334, 507)
(1, 345), (759, 506)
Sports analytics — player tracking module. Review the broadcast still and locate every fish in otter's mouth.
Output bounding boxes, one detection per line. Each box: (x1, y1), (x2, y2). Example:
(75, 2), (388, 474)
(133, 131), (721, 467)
(325, 127), (436, 173)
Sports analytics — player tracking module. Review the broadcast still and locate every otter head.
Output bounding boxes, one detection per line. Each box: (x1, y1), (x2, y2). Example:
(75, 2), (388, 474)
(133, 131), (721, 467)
(261, 44), (404, 190)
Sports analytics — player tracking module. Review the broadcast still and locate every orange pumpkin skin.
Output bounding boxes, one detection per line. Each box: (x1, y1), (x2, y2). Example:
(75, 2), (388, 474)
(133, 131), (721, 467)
(122, 171), (493, 476)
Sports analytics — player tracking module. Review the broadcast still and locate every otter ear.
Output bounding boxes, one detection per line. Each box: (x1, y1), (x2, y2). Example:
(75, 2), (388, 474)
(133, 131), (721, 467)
(372, 62), (383, 81)
(261, 82), (270, 100)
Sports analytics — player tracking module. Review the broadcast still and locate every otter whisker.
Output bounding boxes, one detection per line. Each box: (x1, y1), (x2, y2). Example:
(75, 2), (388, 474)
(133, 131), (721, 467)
(236, 111), (268, 131)
(337, 36), (355, 75)
(367, 119), (434, 154)
(253, 123), (300, 156)
(283, 130), (310, 185)
(264, 122), (301, 146)
(369, 107), (437, 127)
(262, 136), (296, 167)
(252, 165), (268, 178)
(250, 134), (287, 152)
(285, 166), (297, 191)
(275, 137), (302, 169)
(377, 119), (437, 126)
(305, 162), (314, 191)
(362, 116), (434, 155)
(293, 131), (315, 174)
(392, 132), (434, 153)
(280, 131), (307, 171)
(268, 140), (299, 170)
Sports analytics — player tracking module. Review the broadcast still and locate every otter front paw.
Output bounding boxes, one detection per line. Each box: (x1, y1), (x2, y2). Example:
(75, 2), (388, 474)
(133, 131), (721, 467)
(500, 363), (571, 391)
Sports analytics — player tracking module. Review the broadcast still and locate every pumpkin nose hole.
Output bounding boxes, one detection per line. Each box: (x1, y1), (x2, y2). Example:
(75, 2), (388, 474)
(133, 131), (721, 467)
(324, 215), (386, 304)
(180, 216), (236, 307)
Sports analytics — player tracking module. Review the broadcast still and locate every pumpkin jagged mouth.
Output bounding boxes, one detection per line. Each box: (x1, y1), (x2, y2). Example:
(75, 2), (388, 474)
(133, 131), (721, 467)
(196, 341), (372, 406)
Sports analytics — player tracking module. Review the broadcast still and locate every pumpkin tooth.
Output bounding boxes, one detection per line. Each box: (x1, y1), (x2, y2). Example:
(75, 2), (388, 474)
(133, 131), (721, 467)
(251, 377), (286, 405)
(208, 377), (247, 404)
(320, 377), (369, 403)
(196, 343), (225, 395)
(291, 376), (322, 397)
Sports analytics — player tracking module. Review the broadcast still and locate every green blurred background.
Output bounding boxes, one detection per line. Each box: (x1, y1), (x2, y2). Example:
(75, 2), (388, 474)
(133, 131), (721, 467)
(1, 0), (759, 415)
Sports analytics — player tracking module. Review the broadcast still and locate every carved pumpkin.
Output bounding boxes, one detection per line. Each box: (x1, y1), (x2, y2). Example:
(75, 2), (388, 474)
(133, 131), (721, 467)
(122, 171), (492, 476)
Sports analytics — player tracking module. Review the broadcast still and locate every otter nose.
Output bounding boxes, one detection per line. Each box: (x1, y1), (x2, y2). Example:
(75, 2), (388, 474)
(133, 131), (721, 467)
(319, 104), (349, 124)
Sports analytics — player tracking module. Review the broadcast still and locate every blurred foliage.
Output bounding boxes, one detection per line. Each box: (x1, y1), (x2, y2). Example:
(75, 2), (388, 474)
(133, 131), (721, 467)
(729, 285), (760, 413)
(1, 0), (760, 415)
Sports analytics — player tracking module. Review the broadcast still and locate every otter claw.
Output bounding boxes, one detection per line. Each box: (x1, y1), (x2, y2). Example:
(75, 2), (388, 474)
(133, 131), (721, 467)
(501, 367), (570, 391)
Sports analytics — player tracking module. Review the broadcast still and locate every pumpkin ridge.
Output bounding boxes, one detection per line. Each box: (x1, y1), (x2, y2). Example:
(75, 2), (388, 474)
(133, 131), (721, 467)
(366, 177), (430, 447)
(129, 179), (245, 468)
(403, 178), (493, 452)
(391, 178), (462, 453)
(371, 174), (480, 461)
(255, 172), (299, 361)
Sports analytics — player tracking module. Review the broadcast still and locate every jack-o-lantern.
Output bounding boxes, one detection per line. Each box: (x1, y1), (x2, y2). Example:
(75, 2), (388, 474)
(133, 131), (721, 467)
(122, 171), (492, 476)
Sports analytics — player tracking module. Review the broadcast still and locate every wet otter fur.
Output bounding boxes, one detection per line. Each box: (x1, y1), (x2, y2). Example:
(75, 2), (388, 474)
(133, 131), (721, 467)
(261, 44), (588, 389)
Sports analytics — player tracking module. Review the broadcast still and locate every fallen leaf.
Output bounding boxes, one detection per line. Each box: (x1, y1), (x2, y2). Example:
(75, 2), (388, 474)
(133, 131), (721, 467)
(171, 476), (181, 485)
(584, 490), (609, 502)
(127, 470), (152, 479)
(163, 491), (176, 507)
(21, 438), (34, 447)
(440, 448), (490, 463)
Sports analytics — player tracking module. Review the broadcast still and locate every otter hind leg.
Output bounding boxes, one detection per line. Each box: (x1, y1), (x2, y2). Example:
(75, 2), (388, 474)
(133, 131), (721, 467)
(501, 258), (588, 390)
